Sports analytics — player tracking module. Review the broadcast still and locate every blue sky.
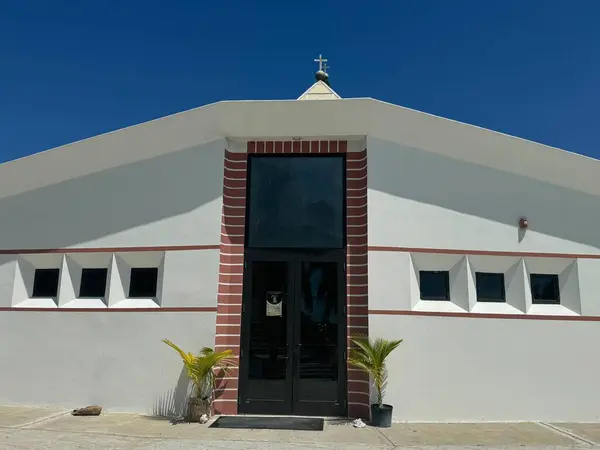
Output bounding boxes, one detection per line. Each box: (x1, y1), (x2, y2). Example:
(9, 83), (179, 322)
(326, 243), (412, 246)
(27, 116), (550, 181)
(1, 1), (599, 163)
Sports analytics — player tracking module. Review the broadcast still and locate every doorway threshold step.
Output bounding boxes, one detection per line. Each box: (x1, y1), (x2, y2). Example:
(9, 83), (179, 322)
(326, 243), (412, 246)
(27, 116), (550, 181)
(210, 415), (324, 431)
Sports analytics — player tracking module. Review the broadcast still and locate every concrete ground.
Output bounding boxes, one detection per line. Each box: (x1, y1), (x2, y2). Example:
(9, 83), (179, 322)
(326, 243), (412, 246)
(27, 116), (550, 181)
(1, 405), (599, 449)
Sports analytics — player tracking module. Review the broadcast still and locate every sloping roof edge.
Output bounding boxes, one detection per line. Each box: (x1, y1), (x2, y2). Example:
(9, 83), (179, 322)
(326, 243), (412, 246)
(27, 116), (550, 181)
(1, 98), (598, 199)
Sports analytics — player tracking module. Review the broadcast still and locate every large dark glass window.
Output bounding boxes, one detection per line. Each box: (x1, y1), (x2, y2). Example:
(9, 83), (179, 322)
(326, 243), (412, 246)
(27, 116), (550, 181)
(246, 156), (345, 249)
(475, 272), (506, 303)
(419, 271), (450, 301)
(530, 274), (560, 305)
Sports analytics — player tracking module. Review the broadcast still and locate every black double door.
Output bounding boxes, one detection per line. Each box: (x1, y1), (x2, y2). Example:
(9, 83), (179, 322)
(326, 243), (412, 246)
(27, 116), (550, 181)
(238, 251), (347, 417)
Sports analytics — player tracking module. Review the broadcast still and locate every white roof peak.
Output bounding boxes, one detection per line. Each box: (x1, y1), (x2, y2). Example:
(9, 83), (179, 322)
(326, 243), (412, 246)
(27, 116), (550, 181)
(298, 80), (341, 101)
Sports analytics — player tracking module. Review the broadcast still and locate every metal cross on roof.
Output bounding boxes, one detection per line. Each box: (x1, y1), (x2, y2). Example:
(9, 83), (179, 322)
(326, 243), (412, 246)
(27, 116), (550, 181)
(314, 54), (328, 72)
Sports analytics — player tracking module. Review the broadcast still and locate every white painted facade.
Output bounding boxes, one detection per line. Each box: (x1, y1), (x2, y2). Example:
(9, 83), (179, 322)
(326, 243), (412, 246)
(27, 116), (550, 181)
(367, 137), (600, 421)
(2, 83), (600, 421)
(0, 141), (223, 413)
(370, 314), (600, 422)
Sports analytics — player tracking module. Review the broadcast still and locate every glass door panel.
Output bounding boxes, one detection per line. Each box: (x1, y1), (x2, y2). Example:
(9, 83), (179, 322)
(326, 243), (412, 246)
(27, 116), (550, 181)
(239, 255), (346, 417)
(239, 260), (293, 414)
(294, 260), (345, 416)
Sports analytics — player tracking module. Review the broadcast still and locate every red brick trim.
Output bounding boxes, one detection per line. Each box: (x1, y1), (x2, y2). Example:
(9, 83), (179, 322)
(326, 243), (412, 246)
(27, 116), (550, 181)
(369, 309), (600, 322)
(346, 149), (370, 419)
(368, 246), (600, 259)
(214, 149), (247, 416)
(0, 245), (220, 255)
(214, 141), (369, 418)
(247, 140), (348, 154)
(0, 307), (217, 312)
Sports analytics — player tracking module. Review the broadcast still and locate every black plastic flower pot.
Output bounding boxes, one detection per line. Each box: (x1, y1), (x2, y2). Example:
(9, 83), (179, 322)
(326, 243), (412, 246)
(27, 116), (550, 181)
(370, 403), (393, 428)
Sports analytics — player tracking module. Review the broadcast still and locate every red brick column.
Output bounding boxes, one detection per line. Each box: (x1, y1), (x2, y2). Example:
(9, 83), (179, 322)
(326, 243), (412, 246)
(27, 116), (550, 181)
(346, 148), (370, 419)
(213, 149), (246, 415)
(214, 141), (370, 417)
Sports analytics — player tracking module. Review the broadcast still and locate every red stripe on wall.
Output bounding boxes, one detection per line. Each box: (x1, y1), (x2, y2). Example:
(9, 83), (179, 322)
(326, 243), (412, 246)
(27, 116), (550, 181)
(369, 246), (600, 259)
(0, 307), (218, 312)
(2, 307), (593, 323)
(0, 245), (220, 255)
(368, 309), (600, 322)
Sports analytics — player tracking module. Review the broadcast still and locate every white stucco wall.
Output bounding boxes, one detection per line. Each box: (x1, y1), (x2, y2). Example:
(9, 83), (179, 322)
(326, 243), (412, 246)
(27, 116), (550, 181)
(0, 248), (219, 411)
(0, 140), (224, 412)
(367, 136), (600, 421)
(367, 137), (600, 254)
(371, 314), (600, 422)
(0, 310), (216, 414)
(0, 140), (225, 250)
(3, 128), (600, 421)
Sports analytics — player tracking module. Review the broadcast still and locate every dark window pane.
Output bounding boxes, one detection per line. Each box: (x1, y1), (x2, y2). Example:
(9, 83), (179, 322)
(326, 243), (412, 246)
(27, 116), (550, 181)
(79, 268), (108, 298)
(248, 262), (288, 385)
(298, 261), (339, 404)
(129, 268), (158, 298)
(32, 269), (60, 298)
(247, 156), (345, 249)
(419, 271), (450, 300)
(299, 262), (338, 379)
(530, 274), (560, 304)
(475, 272), (506, 302)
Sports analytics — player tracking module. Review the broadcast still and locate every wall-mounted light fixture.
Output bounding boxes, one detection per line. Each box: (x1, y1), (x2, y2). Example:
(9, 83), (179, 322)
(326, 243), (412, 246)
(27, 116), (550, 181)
(519, 217), (529, 229)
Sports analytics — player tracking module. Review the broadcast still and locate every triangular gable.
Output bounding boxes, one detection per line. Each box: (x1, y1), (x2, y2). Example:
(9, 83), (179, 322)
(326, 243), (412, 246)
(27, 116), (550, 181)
(297, 81), (341, 100)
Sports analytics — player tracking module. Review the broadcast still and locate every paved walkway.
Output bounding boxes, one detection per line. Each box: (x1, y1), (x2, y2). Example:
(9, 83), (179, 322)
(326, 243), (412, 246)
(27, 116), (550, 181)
(1, 405), (599, 449)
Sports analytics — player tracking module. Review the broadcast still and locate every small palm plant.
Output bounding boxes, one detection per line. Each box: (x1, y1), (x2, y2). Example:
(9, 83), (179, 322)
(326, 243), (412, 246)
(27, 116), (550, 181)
(348, 336), (403, 409)
(162, 339), (234, 420)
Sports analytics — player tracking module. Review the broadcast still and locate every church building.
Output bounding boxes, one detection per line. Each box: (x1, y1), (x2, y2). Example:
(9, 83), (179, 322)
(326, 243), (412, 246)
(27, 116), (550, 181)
(1, 58), (600, 422)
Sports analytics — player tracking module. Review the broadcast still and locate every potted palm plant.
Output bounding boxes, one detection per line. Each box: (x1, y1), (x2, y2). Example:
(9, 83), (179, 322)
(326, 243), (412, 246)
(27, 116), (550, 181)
(162, 339), (234, 422)
(348, 336), (403, 428)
